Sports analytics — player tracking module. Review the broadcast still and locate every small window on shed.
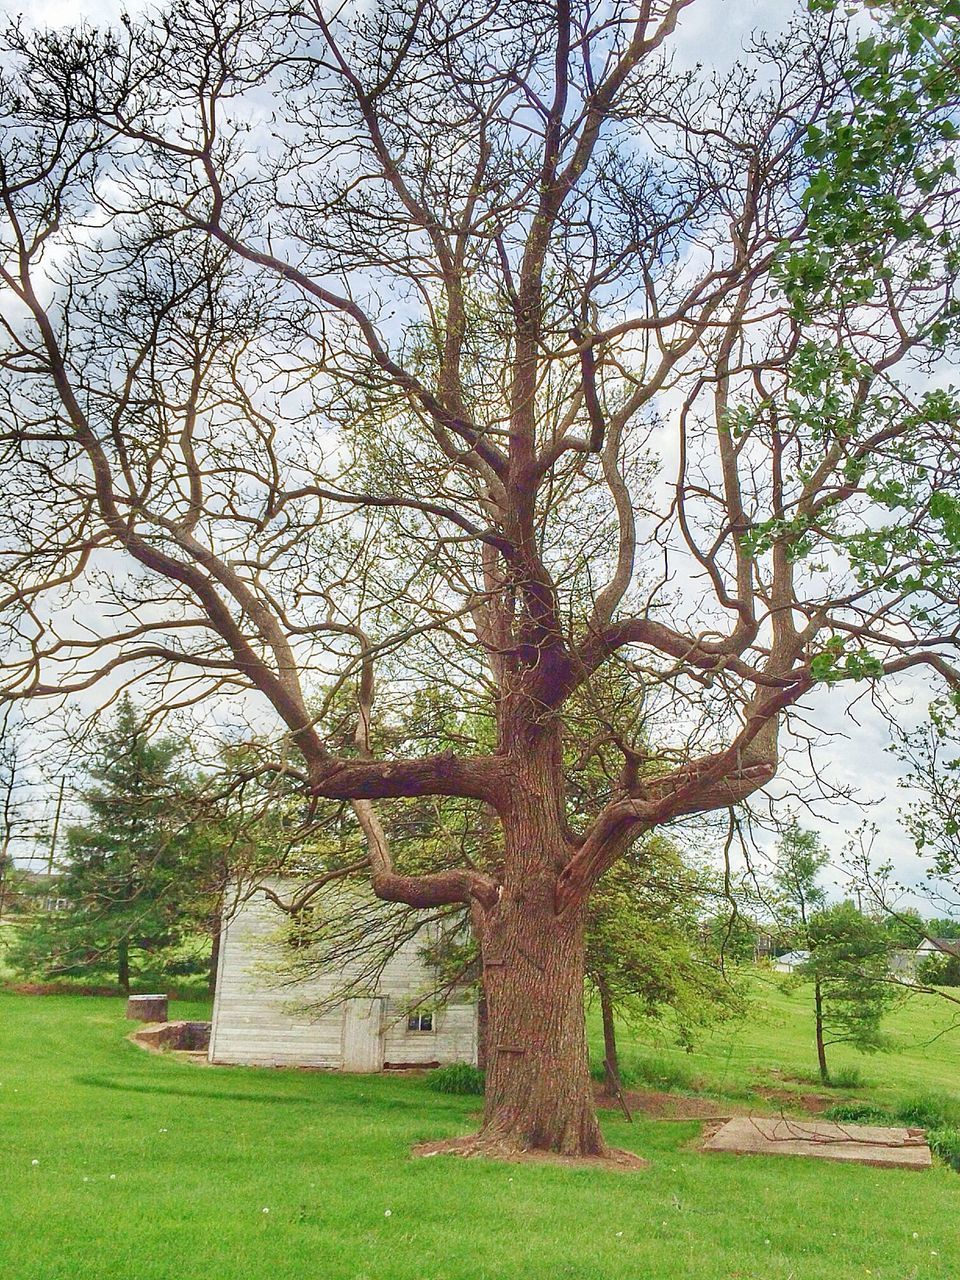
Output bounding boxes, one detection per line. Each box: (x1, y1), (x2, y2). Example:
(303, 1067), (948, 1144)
(407, 1011), (434, 1032)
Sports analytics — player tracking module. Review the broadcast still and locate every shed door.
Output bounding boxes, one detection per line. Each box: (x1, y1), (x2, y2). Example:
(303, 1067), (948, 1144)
(341, 997), (385, 1072)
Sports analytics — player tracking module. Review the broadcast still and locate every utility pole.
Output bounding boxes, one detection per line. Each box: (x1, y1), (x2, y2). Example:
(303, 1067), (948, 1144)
(0, 746), (18, 926)
(47, 776), (65, 876)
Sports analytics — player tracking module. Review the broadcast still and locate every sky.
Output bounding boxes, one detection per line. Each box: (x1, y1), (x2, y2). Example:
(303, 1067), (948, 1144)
(18, 0), (128, 24)
(1, 0), (954, 912)
(11, 0), (789, 62)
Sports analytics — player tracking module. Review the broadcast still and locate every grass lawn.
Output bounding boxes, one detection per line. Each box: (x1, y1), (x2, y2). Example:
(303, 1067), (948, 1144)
(2, 989), (959, 1279)
(599, 967), (960, 1110)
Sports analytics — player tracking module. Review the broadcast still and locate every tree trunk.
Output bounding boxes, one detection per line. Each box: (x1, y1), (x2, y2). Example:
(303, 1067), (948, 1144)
(476, 983), (489, 1072)
(458, 722), (610, 1157)
(208, 914), (221, 997)
(117, 937), (130, 994)
(597, 977), (620, 1097)
(814, 978), (829, 1083)
(477, 869), (607, 1157)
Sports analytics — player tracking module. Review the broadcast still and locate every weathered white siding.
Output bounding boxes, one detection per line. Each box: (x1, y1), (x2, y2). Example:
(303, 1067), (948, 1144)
(208, 880), (478, 1071)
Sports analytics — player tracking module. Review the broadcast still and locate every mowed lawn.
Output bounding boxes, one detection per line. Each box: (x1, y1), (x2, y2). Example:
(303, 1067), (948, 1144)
(1, 992), (959, 1280)
(602, 968), (960, 1108)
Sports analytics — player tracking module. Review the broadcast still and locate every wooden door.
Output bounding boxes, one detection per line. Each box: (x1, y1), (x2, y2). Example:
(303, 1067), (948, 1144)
(341, 997), (385, 1072)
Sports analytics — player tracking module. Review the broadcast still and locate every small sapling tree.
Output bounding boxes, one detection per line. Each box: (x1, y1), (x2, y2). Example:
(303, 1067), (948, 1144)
(802, 901), (898, 1083)
(585, 842), (741, 1098)
(772, 821), (897, 1081)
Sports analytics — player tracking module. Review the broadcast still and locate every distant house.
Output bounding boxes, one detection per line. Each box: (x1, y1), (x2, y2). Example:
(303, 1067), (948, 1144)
(772, 950), (809, 974)
(887, 939), (960, 983)
(913, 937), (960, 988)
(8, 870), (70, 914)
(208, 878), (478, 1072)
(916, 937), (960, 960)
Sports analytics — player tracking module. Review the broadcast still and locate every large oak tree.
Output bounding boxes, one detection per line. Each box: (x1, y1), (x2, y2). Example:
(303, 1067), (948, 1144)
(1, 0), (959, 1156)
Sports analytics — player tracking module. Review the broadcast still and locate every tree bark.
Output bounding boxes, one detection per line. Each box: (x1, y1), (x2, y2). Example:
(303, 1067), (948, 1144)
(597, 977), (621, 1098)
(466, 728), (607, 1156)
(814, 978), (829, 1083)
(476, 983), (489, 1072)
(117, 937), (130, 994)
(208, 913), (221, 996)
(479, 883), (606, 1156)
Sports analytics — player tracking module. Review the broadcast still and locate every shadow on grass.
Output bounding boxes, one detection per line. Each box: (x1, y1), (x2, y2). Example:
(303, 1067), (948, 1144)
(74, 1073), (352, 1106)
(72, 1072), (459, 1113)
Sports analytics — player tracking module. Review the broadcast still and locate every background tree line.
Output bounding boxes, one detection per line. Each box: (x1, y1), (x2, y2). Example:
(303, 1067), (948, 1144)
(5, 696), (960, 1095)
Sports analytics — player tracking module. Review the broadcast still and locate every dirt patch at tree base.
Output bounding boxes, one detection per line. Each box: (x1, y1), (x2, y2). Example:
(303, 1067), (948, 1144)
(752, 1085), (832, 1113)
(595, 1085), (834, 1121)
(412, 1135), (648, 1172)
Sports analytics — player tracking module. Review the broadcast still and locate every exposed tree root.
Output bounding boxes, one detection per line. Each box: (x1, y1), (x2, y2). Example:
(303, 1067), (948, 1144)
(411, 1135), (648, 1172)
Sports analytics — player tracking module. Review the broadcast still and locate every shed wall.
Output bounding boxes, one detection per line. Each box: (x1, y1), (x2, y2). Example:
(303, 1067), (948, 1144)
(208, 881), (478, 1071)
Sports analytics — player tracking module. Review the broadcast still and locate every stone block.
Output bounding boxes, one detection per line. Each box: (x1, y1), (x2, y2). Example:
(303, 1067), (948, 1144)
(703, 1116), (931, 1170)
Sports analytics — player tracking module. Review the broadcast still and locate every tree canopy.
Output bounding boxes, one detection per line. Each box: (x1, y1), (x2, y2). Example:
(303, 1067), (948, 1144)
(1, 0), (959, 1156)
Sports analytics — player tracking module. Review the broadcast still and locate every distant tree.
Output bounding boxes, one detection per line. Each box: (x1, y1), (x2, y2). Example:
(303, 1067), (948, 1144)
(881, 907), (925, 949)
(898, 699), (960, 925)
(770, 823), (897, 1081)
(835, 827), (960, 1005)
(772, 820), (828, 935)
(8, 697), (211, 991)
(801, 901), (899, 1083)
(702, 909), (764, 964)
(0, 732), (20, 926)
(0, 715), (35, 925)
(918, 951), (960, 987)
(927, 917), (960, 939)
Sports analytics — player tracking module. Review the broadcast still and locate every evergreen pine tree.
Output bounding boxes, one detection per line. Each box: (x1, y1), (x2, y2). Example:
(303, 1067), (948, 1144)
(10, 697), (206, 991)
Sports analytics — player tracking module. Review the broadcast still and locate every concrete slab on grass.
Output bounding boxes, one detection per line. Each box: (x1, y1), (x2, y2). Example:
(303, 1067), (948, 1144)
(702, 1116), (931, 1170)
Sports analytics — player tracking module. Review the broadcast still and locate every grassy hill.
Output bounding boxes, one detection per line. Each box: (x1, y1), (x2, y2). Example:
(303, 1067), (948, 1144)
(591, 967), (960, 1112)
(2, 979), (959, 1280)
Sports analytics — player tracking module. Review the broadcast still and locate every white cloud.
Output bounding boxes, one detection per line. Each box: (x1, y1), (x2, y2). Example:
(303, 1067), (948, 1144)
(5, 0), (131, 24)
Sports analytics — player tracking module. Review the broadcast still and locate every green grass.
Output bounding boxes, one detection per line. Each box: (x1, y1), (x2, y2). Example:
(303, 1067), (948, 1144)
(425, 1062), (486, 1095)
(591, 969), (960, 1112)
(2, 988), (960, 1279)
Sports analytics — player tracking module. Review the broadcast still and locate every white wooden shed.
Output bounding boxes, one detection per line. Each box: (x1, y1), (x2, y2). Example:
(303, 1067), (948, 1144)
(208, 879), (479, 1071)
